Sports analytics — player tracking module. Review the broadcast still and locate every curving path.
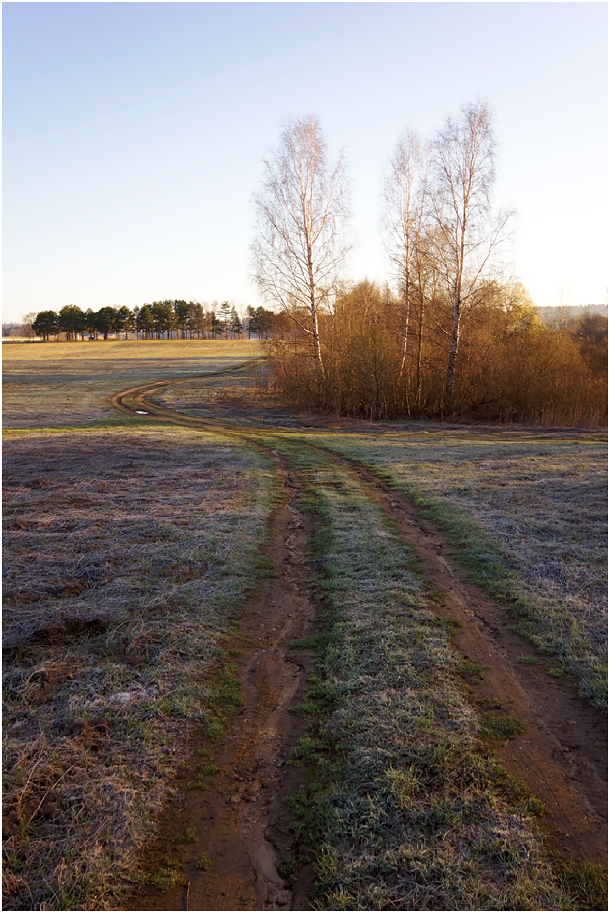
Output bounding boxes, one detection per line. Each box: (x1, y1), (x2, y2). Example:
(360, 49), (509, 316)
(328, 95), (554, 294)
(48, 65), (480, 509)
(113, 369), (607, 909)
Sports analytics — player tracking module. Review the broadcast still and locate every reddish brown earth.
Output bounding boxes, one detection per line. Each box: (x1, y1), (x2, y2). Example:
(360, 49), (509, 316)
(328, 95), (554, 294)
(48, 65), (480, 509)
(114, 375), (607, 910)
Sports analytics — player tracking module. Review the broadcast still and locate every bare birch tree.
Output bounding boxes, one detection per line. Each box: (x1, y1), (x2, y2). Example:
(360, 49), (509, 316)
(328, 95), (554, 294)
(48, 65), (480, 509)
(381, 129), (432, 410)
(431, 101), (512, 412)
(252, 115), (350, 379)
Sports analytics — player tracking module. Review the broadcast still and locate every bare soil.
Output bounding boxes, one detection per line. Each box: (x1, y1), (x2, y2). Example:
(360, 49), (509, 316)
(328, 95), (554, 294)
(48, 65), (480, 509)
(114, 375), (607, 909)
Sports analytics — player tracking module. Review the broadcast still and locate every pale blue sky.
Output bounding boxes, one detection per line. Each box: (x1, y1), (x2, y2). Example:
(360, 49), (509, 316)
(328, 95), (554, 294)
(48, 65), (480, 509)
(3, 1), (608, 322)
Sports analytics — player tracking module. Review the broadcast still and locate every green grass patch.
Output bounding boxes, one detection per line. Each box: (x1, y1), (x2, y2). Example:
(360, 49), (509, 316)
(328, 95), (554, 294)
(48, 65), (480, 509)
(457, 657), (485, 680)
(188, 776), (208, 791)
(203, 662), (244, 740)
(521, 795), (547, 817)
(196, 853), (211, 871)
(173, 826), (197, 844)
(481, 713), (527, 741)
(555, 859), (608, 911)
(286, 735), (328, 766)
(140, 858), (183, 892)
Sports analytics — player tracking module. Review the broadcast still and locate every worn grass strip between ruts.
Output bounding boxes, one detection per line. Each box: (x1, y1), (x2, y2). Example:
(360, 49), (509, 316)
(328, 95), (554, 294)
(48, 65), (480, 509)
(272, 440), (595, 911)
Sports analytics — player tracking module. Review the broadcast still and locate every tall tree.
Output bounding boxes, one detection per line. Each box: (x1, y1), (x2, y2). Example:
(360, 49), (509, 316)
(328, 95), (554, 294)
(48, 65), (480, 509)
(187, 301), (203, 338)
(94, 306), (118, 340)
(151, 301), (174, 338)
(382, 129), (430, 403)
(230, 305), (243, 338)
(137, 304), (154, 339)
(430, 101), (511, 412)
(32, 310), (58, 341)
(58, 305), (87, 340)
(218, 300), (232, 338)
(245, 305), (257, 339)
(252, 114), (351, 379)
(174, 300), (189, 338)
(115, 305), (133, 339)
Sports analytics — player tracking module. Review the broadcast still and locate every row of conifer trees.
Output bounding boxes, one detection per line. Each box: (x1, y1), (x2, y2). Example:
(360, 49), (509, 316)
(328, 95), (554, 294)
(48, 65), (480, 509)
(28, 301), (278, 341)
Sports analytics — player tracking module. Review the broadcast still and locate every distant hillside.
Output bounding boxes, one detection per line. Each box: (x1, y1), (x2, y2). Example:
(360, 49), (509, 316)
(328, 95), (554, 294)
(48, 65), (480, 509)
(537, 304), (608, 327)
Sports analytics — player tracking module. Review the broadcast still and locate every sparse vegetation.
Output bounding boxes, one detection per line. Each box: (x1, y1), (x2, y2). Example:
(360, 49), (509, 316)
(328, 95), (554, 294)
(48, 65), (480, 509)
(480, 713), (527, 742)
(137, 857), (182, 892)
(195, 853), (211, 871)
(173, 826), (197, 845)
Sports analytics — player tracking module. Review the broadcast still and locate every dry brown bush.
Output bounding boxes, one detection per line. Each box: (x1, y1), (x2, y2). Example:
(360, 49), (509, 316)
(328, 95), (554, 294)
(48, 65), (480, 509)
(265, 280), (607, 427)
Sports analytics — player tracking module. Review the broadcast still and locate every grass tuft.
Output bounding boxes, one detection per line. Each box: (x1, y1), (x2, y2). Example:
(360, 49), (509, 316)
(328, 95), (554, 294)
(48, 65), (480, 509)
(173, 826), (197, 844)
(481, 713), (527, 741)
(196, 853), (211, 871)
(555, 859), (608, 911)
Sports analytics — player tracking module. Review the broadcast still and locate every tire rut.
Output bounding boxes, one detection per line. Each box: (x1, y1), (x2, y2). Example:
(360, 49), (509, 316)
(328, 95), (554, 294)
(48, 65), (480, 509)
(122, 447), (318, 910)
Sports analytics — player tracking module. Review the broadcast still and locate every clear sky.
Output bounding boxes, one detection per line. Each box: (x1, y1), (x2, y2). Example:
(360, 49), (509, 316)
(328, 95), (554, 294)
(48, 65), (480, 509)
(3, 1), (608, 322)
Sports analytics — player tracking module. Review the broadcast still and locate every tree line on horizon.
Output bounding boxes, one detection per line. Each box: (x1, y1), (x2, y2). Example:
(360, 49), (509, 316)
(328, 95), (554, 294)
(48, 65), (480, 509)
(18, 301), (279, 342)
(251, 105), (607, 426)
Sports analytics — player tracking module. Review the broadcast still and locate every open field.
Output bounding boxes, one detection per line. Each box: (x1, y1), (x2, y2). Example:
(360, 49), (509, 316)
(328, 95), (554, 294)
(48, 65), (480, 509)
(161, 366), (607, 707)
(3, 343), (607, 910)
(2, 339), (262, 428)
(2, 426), (276, 909)
(2, 342), (276, 909)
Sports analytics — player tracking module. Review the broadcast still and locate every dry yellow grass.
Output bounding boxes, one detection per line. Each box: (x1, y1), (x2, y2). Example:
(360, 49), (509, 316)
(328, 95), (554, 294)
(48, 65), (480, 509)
(2, 339), (262, 428)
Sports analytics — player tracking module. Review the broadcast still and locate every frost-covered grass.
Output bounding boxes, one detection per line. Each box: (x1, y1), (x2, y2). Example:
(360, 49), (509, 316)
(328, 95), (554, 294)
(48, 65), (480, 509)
(272, 440), (577, 911)
(305, 430), (608, 709)
(2, 427), (276, 910)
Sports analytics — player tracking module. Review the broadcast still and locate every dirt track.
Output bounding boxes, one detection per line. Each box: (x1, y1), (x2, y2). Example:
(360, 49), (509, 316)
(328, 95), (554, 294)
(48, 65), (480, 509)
(124, 457), (317, 911)
(114, 373), (607, 910)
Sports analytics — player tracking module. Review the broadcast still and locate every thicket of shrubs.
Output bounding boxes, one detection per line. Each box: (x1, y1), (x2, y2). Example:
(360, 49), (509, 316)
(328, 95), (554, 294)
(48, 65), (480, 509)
(265, 279), (607, 426)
